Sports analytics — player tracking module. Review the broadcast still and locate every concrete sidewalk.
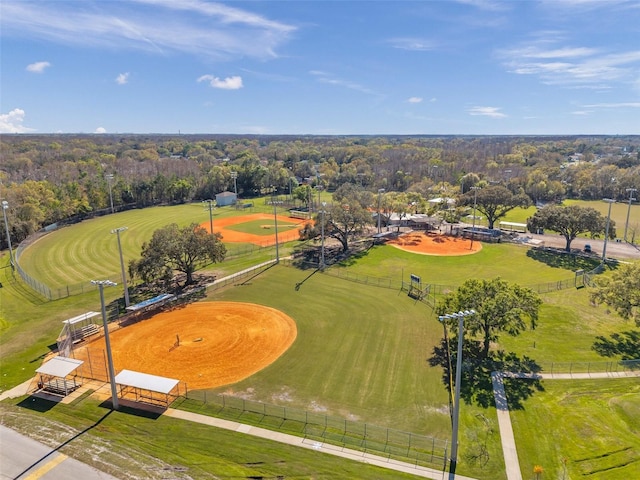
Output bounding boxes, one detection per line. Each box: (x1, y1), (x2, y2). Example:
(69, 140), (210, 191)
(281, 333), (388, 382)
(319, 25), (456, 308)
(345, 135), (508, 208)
(164, 408), (478, 480)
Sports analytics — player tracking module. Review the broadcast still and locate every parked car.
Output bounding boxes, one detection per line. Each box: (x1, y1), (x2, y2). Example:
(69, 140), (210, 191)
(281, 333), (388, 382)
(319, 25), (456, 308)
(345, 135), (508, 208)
(584, 244), (592, 253)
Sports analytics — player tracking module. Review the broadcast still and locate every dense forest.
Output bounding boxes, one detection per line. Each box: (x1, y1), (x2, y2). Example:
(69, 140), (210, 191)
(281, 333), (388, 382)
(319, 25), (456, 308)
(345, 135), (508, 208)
(1, 134), (639, 249)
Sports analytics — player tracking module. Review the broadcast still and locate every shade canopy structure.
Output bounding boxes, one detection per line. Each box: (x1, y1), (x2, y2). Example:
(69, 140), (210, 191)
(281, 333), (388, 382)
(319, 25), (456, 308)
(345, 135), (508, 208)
(35, 356), (84, 396)
(125, 293), (176, 312)
(114, 369), (180, 408)
(63, 311), (100, 325)
(36, 356), (84, 377)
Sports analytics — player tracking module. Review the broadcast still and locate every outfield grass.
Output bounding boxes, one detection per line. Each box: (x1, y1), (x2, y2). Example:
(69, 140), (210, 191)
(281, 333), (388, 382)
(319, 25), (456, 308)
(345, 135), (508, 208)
(334, 242), (597, 289)
(16, 204), (291, 292)
(509, 378), (640, 479)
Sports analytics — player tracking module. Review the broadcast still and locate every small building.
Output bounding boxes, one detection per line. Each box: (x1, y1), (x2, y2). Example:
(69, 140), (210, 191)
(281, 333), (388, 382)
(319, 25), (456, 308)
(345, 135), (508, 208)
(215, 191), (237, 207)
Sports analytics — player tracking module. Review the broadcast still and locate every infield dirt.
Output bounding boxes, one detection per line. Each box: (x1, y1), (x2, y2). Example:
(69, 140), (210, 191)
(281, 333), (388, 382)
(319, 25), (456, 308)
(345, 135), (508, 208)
(76, 302), (297, 390)
(202, 213), (312, 246)
(387, 231), (482, 255)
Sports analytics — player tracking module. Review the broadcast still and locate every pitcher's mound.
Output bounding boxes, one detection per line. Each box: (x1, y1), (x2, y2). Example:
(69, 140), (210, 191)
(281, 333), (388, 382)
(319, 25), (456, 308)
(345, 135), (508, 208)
(77, 302), (297, 390)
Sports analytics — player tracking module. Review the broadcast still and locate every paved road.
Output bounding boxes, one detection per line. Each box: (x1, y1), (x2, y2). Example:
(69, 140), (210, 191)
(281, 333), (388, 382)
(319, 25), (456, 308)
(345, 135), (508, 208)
(0, 425), (117, 480)
(516, 232), (640, 260)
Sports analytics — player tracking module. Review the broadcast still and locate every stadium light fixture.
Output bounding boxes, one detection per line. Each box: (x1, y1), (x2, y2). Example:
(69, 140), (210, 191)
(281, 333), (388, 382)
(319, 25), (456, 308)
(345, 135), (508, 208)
(602, 199), (615, 264)
(110, 227), (130, 308)
(92, 279), (119, 410)
(438, 309), (476, 475)
(2, 201), (15, 271)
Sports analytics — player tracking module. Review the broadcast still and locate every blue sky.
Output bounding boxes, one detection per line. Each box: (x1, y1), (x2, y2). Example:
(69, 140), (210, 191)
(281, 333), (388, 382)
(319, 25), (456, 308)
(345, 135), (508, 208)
(1, 0), (639, 135)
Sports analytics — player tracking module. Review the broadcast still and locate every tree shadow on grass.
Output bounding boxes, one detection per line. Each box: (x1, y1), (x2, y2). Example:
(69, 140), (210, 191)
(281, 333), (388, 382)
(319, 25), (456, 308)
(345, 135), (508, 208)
(429, 340), (544, 410)
(526, 247), (604, 271)
(592, 331), (640, 360)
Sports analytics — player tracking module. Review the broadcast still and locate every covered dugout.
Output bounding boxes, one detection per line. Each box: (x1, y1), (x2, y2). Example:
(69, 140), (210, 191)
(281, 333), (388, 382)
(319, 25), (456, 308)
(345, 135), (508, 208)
(115, 370), (180, 408)
(36, 356), (84, 396)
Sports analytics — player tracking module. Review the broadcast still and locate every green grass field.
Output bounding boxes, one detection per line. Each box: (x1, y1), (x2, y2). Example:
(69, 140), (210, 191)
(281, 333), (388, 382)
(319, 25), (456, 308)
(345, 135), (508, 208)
(1, 202), (639, 479)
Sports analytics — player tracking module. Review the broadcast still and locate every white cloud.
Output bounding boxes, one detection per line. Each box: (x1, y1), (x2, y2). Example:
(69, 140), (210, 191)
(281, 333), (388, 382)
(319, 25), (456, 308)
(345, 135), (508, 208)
(571, 110), (592, 115)
(468, 106), (507, 118)
(197, 75), (243, 90)
(388, 37), (437, 51)
(116, 72), (130, 85)
(407, 97), (423, 104)
(26, 61), (51, 73)
(500, 40), (640, 89)
(95, 127), (107, 133)
(582, 102), (640, 108)
(2, 1), (296, 61)
(0, 108), (36, 133)
(309, 71), (380, 96)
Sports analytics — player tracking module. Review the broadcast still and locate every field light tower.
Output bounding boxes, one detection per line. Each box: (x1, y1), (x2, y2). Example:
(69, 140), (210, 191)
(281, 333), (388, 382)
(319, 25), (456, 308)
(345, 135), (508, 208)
(624, 188), (637, 243)
(203, 199), (214, 234)
(438, 309), (476, 475)
(320, 201), (327, 269)
(377, 188), (385, 234)
(601, 198), (615, 265)
(105, 174), (115, 214)
(2, 201), (15, 271)
(470, 186), (480, 250)
(92, 280), (119, 410)
(230, 171), (238, 196)
(111, 227), (130, 308)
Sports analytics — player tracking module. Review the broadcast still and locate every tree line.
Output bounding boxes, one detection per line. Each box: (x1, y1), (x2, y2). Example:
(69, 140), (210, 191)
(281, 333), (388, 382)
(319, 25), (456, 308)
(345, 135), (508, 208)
(1, 134), (638, 249)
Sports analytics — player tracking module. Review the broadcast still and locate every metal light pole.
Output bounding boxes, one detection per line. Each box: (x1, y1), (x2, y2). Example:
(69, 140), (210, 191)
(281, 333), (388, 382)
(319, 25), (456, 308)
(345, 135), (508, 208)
(438, 309), (476, 475)
(106, 174), (115, 214)
(204, 199), (214, 234)
(92, 280), (119, 409)
(320, 201), (327, 269)
(624, 188), (637, 243)
(271, 188), (281, 263)
(316, 185), (322, 208)
(110, 227), (130, 308)
(602, 198), (615, 265)
(470, 187), (480, 250)
(231, 171), (238, 196)
(377, 188), (385, 234)
(1, 201), (15, 271)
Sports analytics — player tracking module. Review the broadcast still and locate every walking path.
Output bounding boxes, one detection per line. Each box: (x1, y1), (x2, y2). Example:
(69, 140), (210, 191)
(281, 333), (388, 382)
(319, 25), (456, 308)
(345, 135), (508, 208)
(492, 369), (640, 480)
(164, 408), (477, 480)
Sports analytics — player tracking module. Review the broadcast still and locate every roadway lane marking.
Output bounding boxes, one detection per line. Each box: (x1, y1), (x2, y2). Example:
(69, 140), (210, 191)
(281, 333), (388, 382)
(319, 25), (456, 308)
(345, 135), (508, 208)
(22, 453), (68, 480)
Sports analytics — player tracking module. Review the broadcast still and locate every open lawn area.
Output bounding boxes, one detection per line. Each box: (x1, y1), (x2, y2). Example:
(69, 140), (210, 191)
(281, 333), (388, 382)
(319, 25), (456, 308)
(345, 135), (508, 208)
(510, 378), (640, 479)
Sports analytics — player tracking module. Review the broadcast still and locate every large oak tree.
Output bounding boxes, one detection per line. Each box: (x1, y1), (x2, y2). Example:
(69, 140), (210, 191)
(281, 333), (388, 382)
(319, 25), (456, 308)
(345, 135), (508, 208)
(591, 262), (640, 326)
(131, 223), (226, 286)
(436, 278), (542, 358)
(527, 204), (615, 251)
(460, 185), (531, 229)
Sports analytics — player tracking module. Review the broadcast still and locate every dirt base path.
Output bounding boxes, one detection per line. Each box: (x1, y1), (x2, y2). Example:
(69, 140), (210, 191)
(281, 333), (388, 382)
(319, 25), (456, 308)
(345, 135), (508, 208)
(76, 302), (297, 390)
(387, 231), (482, 256)
(203, 213), (312, 246)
